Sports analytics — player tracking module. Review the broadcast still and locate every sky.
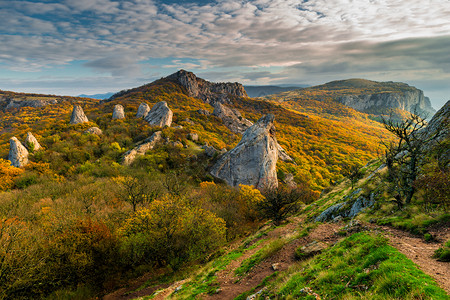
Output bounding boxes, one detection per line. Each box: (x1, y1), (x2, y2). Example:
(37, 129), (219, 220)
(1, 0), (450, 109)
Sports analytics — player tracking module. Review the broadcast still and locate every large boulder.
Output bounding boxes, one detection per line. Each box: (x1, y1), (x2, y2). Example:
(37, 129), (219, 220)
(144, 101), (173, 127)
(112, 104), (125, 119)
(70, 105), (89, 124)
(24, 132), (41, 151)
(136, 103), (150, 118)
(9, 137), (29, 168)
(123, 131), (163, 165)
(210, 114), (279, 190)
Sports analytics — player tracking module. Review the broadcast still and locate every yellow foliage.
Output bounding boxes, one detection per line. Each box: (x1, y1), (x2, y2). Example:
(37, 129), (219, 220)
(0, 159), (24, 191)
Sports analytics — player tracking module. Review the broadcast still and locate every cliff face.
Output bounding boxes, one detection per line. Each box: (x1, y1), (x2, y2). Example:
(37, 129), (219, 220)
(166, 70), (248, 105)
(337, 89), (435, 117)
(0, 94), (58, 110)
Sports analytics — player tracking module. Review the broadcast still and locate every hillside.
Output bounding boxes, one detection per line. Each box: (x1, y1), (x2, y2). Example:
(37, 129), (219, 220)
(263, 78), (436, 121)
(1, 71), (447, 299)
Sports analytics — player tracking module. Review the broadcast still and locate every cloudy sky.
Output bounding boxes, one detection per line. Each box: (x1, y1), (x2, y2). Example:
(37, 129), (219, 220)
(1, 0), (449, 109)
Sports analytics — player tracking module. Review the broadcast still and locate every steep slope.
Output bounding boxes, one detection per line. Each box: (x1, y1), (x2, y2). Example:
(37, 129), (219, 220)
(263, 78), (436, 120)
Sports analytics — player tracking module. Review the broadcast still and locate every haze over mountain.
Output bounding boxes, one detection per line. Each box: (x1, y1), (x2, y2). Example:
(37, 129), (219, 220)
(1, 0), (449, 109)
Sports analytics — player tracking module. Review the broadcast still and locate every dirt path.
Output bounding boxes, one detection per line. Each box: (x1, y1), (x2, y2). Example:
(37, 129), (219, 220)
(371, 224), (450, 294)
(204, 221), (342, 300)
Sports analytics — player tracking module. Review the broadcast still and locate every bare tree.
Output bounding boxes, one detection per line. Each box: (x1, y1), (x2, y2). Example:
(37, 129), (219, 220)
(381, 110), (440, 207)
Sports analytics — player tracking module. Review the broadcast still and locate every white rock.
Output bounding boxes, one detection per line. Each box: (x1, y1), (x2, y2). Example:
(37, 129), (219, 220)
(112, 104), (125, 119)
(70, 105), (89, 124)
(144, 101), (173, 127)
(136, 103), (150, 118)
(24, 132), (41, 151)
(9, 137), (29, 168)
(210, 114), (279, 190)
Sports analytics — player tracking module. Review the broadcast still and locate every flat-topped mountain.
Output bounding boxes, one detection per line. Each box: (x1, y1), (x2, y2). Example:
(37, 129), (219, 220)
(264, 78), (436, 119)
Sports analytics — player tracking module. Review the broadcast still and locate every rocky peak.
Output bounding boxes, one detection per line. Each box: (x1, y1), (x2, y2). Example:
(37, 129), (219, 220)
(70, 105), (89, 124)
(144, 101), (173, 127)
(9, 137), (29, 168)
(166, 70), (248, 105)
(24, 132), (41, 151)
(112, 104), (125, 120)
(210, 114), (279, 190)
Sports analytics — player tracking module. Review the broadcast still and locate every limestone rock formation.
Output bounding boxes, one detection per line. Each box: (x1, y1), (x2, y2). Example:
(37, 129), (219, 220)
(337, 89), (435, 117)
(123, 131), (163, 165)
(167, 70), (248, 106)
(212, 102), (253, 134)
(85, 127), (103, 135)
(2, 97), (58, 110)
(24, 132), (41, 151)
(136, 103), (150, 118)
(9, 137), (29, 168)
(187, 132), (199, 141)
(112, 104), (125, 119)
(70, 105), (89, 124)
(144, 101), (173, 127)
(421, 100), (450, 169)
(210, 114), (279, 190)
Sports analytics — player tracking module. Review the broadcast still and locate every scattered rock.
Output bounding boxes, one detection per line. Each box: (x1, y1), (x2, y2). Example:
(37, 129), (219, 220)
(315, 189), (375, 222)
(84, 127), (103, 135)
(210, 114), (279, 190)
(246, 287), (267, 300)
(296, 241), (327, 259)
(136, 103), (150, 118)
(202, 144), (218, 157)
(70, 105), (89, 124)
(9, 137), (29, 168)
(122, 131), (163, 165)
(187, 132), (199, 141)
(172, 141), (183, 148)
(212, 102), (253, 134)
(144, 101), (173, 127)
(197, 109), (211, 116)
(271, 263), (280, 271)
(184, 118), (195, 124)
(173, 125), (183, 129)
(112, 104), (125, 119)
(24, 132), (41, 151)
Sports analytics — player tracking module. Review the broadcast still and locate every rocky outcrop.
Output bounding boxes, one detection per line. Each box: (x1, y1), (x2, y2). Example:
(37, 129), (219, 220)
(315, 189), (375, 222)
(9, 137), (29, 168)
(24, 132), (41, 151)
(166, 70), (248, 106)
(337, 89), (436, 117)
(144, 101), (173, 127)
(112, 104), (125, 119)
(70, 105), (89, 124)
(122, 131), (163, 165)
(136, 103), (150, 118)
(421, 100), (450, 169)
(212, 102), (253, 134)
(3, 97), (58, 110)
(84, 127), (103, 135)
(210, 114), (279, 190)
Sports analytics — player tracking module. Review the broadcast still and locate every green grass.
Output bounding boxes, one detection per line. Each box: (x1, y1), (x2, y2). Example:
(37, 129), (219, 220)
(433, 239), (450, 262)
(272, 232), (448, 299)
(235, 239), (286, 277)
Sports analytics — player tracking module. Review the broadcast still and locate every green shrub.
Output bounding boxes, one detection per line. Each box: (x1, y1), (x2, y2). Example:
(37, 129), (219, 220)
(433, 240), (450, 262)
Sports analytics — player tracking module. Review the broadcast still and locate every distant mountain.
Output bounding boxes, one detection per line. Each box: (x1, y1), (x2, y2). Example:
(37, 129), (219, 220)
(78, 92), (115, 99)
(263, 78), (436, 120)
(244, 85), (308, 98)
